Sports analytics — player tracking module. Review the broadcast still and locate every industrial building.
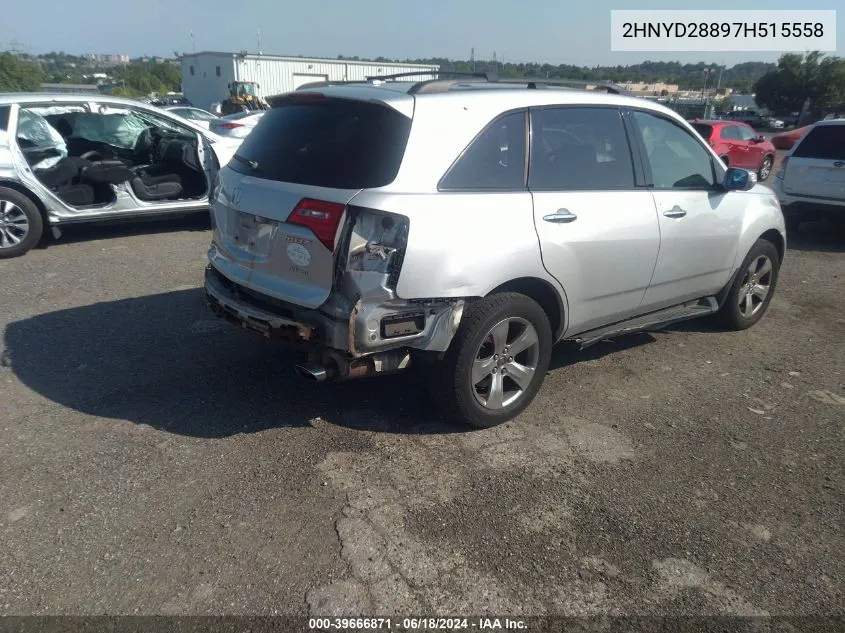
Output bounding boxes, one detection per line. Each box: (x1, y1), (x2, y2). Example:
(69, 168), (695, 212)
(180, 51), (440, 111)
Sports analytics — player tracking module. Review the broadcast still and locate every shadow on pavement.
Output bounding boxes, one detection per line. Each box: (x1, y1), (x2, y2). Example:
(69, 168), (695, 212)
(3, 289), (468, 438)
(785, 219), (845, 254)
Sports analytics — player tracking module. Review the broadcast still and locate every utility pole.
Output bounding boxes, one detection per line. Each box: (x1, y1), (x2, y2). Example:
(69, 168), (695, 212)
(257, 29), (261, 55)
(190, 30), (195, 54)
(470, 47), (475, 73)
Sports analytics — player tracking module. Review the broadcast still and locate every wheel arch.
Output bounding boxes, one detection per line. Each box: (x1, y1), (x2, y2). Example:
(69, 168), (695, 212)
(487, 276), (566, 341)
(759, 228), (785, 263)
(0, 180), (48, 223)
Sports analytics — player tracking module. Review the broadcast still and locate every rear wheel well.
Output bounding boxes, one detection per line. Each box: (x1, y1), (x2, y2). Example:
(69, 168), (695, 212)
(0, 180), (48, 225)
(760, 228), (785, 263)
(488, 277), (564, 338)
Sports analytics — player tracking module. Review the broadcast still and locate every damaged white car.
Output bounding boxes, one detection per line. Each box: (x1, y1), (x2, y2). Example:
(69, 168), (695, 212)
(205, 76), (786, 428)
(0, 94), (240, 258)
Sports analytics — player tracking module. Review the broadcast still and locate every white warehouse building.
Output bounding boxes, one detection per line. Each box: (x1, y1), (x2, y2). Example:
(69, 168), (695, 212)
(180, 51), (440, 111)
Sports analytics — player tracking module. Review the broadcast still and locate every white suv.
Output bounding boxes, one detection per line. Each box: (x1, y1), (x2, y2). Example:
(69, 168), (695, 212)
(773, 118), (845, 232)
(203, 74), (786, 428)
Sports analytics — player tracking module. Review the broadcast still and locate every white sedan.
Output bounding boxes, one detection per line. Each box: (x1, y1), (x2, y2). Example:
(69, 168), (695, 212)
(209, 111), (266, 139)
(162, 106), (220, 130)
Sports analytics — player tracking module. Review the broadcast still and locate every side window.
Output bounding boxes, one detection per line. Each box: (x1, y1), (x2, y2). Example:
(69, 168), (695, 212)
(721, 126), (740, 140)
(632, 111), (716, 190)
(737, 126), (756, 141)
(0, 106), (9, 132)
(528, 107), (635, 190)
(439, 111), (527, 191)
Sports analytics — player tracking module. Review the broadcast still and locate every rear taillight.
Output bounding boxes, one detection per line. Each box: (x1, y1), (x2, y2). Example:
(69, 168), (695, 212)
(289, 198), (346, 252)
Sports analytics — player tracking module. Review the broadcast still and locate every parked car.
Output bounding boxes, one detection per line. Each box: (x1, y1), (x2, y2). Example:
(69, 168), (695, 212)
(162, 105), (219, 130)
(730, 110), (766, 127)
(773, 118), (845, 232)
(771, 125), (811, 150)
(0, 94), (242, 258)
(766, 117), (785, 129)
(689, 119), (777, 181)
(208, 111), (265, 139)
(203, 78), (786, 428)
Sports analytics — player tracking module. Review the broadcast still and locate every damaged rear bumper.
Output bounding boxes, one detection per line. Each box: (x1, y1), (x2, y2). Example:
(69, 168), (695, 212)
(203, 264), (464, 362)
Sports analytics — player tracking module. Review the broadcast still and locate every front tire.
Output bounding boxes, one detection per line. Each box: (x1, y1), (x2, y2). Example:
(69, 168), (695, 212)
(758, 155), (774, 182)
(715, 239), (780, 331)
(0, 187), (43, 259)
(431, 292), (552, 428)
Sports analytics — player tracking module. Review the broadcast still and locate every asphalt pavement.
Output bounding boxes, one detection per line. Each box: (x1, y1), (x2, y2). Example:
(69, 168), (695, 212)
(0, 198), (843, 620)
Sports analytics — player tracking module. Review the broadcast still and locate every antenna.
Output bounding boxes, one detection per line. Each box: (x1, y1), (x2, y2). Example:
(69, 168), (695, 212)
(190, 30), (195, 53)
(470, 47), (475, 73)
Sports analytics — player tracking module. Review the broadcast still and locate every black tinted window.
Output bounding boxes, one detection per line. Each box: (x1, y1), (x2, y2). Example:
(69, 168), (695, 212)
(792, 125), (845, 160)
(0, 106), (9, 131)
(721, 126), (740, 140)
(529, 107), (634, 190)
(633, 111), (716, 189)
(439, 111), (526, 190)
(229, 98), (412, 189)
(691, 123), (713, 139)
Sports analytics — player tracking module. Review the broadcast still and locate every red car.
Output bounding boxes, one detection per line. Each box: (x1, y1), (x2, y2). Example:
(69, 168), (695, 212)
(771, 125), (811, 150)
(689, 119), (777, 181)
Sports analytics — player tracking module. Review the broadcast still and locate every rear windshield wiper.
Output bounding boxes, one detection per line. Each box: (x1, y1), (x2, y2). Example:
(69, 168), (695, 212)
(232, 154), (261, 172)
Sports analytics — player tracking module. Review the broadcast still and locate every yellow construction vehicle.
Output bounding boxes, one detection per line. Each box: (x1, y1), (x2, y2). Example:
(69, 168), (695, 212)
(220, 81), (270, 115)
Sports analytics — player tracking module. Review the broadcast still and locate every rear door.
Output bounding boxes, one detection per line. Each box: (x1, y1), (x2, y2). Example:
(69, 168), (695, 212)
(210, 95), (413, 308)
(781, 124), (845, 201)
(720, 125), (750, 167)
(528, 105), (661, 334)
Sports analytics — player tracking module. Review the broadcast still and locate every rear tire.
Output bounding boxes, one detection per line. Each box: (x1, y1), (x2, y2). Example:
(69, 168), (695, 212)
(0, 187), (43, 259)
(715, 239), (780, 331)
(430, 292), (552, 429)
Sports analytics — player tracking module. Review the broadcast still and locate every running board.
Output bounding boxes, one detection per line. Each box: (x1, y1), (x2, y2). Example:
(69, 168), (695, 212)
(569, 297), (719, 350)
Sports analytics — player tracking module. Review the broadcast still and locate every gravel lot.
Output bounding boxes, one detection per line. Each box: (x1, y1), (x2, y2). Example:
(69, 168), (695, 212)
(1, 169), (843, 621)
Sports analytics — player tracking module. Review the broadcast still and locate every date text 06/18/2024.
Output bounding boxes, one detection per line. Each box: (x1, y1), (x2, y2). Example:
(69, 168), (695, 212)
(308, 617), (529, 630)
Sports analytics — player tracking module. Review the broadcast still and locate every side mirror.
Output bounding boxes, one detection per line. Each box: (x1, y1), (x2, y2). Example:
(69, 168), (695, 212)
(724, 167), (757, 191)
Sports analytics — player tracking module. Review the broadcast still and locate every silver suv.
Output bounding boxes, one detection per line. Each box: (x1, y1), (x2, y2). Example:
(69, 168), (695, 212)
(204, 74), (787, 428)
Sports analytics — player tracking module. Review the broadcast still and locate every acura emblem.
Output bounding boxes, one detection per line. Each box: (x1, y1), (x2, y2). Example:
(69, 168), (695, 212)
(834, 161), (844, 168)
(231, 187), (242, 204)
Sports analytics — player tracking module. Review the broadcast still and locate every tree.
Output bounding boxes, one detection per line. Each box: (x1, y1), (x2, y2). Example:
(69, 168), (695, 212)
(0, 53), (45, 92)
(754, 52), (845, 115)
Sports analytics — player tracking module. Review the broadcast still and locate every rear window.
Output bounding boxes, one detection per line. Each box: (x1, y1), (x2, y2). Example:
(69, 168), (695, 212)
(792, 125), (845, 160)
(229, 98), (412, 189)
(691, 124), (713, 139)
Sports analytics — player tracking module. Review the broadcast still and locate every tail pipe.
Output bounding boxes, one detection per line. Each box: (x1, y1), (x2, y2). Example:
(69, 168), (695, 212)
(295, 350), (411, 383)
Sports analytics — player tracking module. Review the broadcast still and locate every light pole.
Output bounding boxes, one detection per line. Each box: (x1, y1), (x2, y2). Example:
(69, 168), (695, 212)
(702, 68), (712, 116)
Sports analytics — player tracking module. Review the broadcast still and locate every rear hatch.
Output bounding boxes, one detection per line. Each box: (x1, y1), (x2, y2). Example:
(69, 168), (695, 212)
(210, 93), (413, 308)
(782, 124), (845, 200)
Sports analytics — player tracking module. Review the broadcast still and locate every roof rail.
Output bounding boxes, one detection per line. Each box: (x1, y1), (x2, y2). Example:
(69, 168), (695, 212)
(280, 71), (631, 98)
(363, 70), (489, 82)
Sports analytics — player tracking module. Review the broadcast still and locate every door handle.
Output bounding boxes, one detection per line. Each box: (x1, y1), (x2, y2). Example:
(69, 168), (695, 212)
(663, 206), (687, 218)
(543, 210), (578, 223)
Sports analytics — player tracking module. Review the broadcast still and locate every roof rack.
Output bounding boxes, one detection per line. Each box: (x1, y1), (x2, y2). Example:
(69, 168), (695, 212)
(280, 70), (631, 98)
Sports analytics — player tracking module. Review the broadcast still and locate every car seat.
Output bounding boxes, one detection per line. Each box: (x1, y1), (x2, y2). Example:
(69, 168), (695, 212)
(79, 163), (183, 201)
(34, 156), (95, 206)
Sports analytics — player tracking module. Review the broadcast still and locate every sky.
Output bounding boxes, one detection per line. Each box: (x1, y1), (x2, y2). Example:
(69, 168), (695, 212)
(2, 0), (843, 67)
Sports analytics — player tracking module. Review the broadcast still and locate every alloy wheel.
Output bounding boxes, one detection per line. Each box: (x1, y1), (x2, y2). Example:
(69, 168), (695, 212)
(759, 157), (773, 180)
(738, 254), (773, 318)
(0, 199), (29, 249)
(471, 317), (541, 410)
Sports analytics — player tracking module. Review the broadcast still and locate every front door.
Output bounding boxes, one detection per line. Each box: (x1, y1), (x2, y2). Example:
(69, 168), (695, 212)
(720, 125), (751, 168)
(528, 105), (661, 335)
(629, 109), (746, 311)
